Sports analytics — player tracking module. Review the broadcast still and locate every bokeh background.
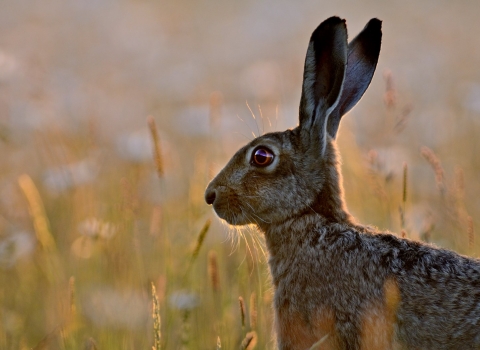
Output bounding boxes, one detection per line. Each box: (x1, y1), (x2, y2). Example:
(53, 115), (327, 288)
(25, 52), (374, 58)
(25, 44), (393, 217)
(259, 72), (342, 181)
(1, 0), (480, 349)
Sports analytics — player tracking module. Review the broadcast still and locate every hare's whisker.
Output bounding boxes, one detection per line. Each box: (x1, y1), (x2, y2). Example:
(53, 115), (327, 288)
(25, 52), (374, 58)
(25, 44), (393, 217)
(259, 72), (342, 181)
(245, 100), (262, 137)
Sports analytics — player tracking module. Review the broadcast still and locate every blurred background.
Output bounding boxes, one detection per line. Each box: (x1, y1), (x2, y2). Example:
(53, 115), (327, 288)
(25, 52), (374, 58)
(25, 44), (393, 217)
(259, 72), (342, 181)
(1, 0), (480, 348)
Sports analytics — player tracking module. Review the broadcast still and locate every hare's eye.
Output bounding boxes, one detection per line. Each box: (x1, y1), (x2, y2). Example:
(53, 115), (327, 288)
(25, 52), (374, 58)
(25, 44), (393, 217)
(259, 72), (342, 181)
(251, 147), (274, 167)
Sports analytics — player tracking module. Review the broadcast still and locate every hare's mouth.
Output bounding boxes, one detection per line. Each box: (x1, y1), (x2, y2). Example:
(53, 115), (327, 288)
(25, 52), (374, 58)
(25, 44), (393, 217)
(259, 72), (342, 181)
(212, 198), (250, 226)
(216, 210), (249, 226)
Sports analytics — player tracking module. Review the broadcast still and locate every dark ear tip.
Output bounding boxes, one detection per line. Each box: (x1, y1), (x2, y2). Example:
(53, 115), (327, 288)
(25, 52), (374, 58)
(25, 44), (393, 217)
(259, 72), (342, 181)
(324, 16), (346, 25)
(365, 18), (383, 34)
(311, 16), (347, 40)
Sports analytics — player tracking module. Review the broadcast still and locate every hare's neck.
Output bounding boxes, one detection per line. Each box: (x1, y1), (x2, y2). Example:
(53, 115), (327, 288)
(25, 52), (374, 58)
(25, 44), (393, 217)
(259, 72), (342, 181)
(310, 140), (353, 224)
(261, 214), (316, 269)
(261, 215), (350, 286)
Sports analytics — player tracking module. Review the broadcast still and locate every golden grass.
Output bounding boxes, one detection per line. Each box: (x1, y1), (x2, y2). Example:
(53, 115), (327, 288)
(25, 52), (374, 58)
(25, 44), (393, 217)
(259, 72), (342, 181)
(17, 174), (56, 253)
(152, 282), (162, 350)
(147, 116), (165, 179)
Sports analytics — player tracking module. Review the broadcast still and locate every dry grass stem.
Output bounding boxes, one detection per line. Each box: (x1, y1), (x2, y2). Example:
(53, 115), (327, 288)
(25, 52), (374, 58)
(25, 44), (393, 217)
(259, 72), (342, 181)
(420, 146), (445, 195)
(208, 250), (219, 293)
(240, 331), (257, 350)
(239, 296), (246, 328)
(147, 115), (164, 178)
(191, 219), (211, 263)
(69, 276), (76, 318)
(394, 104), (412, 134)
(402, 162), (408, 205)
(249, 292), (257, 330)
(151, 282), (162, 350)
(18, 174), (56, 252)
(467, 216), (474, 249)
(400, 162), (408, 229)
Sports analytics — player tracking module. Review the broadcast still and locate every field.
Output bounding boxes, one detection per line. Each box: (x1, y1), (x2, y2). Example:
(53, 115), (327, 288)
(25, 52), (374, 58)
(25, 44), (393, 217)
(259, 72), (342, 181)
(1, 0), (480, 349)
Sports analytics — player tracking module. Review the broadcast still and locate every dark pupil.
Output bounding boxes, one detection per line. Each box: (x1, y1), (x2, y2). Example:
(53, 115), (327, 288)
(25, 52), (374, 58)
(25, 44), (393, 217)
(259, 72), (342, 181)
(254, 149), (272, 165)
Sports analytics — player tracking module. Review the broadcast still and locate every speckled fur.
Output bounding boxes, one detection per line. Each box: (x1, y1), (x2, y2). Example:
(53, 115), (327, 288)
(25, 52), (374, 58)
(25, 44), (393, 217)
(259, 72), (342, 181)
(205, 17), (480, 350)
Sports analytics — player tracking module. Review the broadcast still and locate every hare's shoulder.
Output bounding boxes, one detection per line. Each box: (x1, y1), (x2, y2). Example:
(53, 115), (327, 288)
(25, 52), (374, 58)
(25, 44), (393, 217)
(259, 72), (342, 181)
(343, 228), (480, 289)
(317, 224), (480, 276)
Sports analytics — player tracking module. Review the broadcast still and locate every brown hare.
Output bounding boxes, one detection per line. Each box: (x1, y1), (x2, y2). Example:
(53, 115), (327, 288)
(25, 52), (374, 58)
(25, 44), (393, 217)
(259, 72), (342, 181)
(205, 17), (480, 350)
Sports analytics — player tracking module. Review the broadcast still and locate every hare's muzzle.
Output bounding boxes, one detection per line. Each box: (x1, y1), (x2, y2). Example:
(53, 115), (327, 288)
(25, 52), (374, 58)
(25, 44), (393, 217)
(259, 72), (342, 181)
(205, 188), (216, 205)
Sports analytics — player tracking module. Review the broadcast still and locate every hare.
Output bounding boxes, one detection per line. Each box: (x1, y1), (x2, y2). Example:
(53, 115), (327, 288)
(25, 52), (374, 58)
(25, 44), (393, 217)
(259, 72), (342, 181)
(205, 16), (480, 350)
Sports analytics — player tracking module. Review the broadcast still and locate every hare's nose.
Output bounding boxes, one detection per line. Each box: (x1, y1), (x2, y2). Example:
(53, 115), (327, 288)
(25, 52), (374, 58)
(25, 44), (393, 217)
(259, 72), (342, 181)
(205, 189), (216, 205)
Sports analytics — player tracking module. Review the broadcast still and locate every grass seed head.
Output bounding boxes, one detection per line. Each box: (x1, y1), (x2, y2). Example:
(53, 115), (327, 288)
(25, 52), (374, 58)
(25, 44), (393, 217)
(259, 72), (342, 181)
(421, 146), (445, 195)
(208, 250), (219, 293)
(240, 331), (257, 350)
(468, 216), (474, 249)
(151, 282), (162, 350)
(147, 115), (164, 178)
(238, 296), (246, 328)
(249, 292), (257, 330)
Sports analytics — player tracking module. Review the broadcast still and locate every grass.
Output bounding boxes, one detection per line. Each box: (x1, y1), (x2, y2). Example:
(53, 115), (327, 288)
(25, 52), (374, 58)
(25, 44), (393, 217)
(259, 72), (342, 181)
(0, 118), (274, 348)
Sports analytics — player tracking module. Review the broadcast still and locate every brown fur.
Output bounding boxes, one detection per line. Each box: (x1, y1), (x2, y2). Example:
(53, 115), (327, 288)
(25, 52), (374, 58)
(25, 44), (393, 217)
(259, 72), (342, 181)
(359, 278), (400, 350)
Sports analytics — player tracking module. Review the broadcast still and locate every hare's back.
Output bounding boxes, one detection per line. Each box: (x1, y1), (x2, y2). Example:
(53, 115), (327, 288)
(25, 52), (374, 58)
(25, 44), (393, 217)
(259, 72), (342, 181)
(371, 232), (480, 348)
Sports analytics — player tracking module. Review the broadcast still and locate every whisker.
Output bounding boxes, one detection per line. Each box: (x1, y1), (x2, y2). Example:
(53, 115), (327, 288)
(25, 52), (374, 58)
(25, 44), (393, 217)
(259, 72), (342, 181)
(249, 227), (267, 261)
(237, 114), (257, 138)
(236, 202), (268, 261)
(244, 202), (271, 224)
(238, 230), (250, 267)
(234, 131), (254, 142)
(246, 101), (262, 137)
(227, 225), (241, 256)
(226, 196), (242, 255)
(265, 111), (273, 128)
(238, 206), (268, 264)
(257, 104), (265, 134)
(250, 230), (266, 271)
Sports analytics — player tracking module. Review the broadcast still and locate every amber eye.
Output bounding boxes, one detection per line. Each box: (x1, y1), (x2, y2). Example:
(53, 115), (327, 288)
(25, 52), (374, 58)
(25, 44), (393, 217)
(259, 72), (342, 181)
(251, 147), (274, 167)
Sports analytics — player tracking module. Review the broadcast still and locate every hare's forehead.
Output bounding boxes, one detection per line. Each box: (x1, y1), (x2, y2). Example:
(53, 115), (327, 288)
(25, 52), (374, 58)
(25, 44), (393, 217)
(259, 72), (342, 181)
(244, 132), (294, 156)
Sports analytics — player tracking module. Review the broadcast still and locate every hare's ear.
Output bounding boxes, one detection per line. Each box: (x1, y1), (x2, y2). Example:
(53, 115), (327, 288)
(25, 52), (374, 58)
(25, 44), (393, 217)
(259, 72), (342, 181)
(299, 17), (348, 155)
(327, 18), (382, 139)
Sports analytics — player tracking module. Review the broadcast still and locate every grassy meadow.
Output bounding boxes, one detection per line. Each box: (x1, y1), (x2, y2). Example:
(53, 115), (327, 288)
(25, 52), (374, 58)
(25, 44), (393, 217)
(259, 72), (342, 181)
(1, 1), (480, 349)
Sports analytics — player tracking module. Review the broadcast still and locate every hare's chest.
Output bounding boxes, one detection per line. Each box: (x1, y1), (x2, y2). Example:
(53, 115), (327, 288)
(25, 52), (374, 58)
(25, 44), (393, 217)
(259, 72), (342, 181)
(269, 251), (341, 315)
(272, 266), (401, 350)
(269, 244), (355, 303)
(270, 244), (395, 339)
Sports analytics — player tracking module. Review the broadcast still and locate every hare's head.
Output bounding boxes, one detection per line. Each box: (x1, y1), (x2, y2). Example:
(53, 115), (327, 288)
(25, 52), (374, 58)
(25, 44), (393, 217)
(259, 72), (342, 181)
(205, 17), (382, 229)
